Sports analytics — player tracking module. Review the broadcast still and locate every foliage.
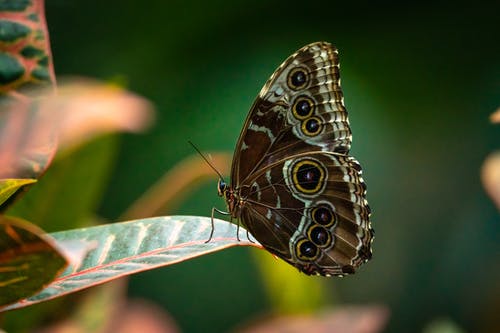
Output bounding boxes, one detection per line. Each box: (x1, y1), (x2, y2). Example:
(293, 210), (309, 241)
(1, 0), (498, 332)
(0, 2), (336, 332)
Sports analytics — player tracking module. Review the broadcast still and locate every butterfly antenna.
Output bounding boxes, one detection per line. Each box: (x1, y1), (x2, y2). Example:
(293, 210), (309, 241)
(188, 141), (225, 181)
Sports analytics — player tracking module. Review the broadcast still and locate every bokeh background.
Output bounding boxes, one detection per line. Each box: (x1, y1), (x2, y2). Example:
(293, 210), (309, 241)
(44, 1), (498, 332)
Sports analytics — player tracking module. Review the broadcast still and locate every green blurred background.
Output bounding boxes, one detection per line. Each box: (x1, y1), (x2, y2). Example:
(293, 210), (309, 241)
(45, 1), (498, 332)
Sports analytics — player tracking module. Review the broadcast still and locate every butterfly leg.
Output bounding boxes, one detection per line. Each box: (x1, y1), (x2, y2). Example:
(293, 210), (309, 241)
(246, 229), (255, 243)
(230, 213), (253, 243)
(234, 216), (241, 242)
(207, 207), (231, 243)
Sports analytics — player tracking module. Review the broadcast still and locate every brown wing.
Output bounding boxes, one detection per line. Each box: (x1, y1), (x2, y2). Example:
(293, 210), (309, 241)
(230, 42), (351, 187)
(239, 152), (373, 276)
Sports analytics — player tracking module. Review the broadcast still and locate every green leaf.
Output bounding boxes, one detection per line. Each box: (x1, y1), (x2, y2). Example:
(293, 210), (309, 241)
(1, 216), (259, 311)
(252, 248), (328, 313)
(0, 178), (36, 208)
(0, 216), (68, 308)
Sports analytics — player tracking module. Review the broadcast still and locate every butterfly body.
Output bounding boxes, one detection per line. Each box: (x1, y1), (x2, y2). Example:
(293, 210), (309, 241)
(219, 42), (373, 276)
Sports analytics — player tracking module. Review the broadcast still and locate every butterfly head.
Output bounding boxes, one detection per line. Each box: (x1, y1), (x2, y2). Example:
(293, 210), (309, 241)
(217, 179), (227, 197)
(217, 179), (239, 216)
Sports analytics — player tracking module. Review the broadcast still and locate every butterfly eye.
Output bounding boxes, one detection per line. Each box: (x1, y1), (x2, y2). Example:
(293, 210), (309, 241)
(296, 239), (319, 261)
(217, 180), (227, 196)
(287, 67), (309, 90)
(308, 225), (332, 248)
(291, 159), (326, 194)
(301, 117), (323, 136)
(311, 205), (336, 227)
(292, 95), (314, 119)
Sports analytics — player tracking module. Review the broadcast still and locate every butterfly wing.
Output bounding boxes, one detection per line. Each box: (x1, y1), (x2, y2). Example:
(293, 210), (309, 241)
(231, 42), (352, 186)
(229, 42), (372, 276)
(239, 151), (372, 276)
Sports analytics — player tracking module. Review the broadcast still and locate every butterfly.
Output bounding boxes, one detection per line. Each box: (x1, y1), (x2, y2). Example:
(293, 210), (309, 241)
(212, 42), (373, 276)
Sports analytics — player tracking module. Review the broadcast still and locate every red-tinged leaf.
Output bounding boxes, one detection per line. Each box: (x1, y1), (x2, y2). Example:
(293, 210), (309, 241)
(0, 78), (154, 179)
(0, 0), (55, 94)
(53, 78), (154, 152)
(104, 299), (180, 333)
(37, 298), (180, 333)
(482, 152), (500, 210)
(239, 306), (389, 333)
(0, 216), (68, 308)
(2, 216), (259, 311)
(0, 178), (36, 207)
(0, 97), (58, 180)
(491, 107), (500, 124)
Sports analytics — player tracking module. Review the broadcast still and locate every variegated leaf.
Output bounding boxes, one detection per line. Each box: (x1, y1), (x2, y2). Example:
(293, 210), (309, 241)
(1, 215), (259, 312)
(0, 216), (68, 308)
